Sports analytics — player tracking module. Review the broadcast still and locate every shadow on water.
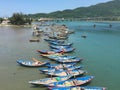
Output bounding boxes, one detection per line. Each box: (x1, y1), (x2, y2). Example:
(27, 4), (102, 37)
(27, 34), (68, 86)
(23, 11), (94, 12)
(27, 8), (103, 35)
(30, 85), (46, 88)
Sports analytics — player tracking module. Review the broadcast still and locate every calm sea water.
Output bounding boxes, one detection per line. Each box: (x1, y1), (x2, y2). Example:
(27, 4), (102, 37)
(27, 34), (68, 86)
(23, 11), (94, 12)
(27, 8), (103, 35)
(0, 21), (120, 90)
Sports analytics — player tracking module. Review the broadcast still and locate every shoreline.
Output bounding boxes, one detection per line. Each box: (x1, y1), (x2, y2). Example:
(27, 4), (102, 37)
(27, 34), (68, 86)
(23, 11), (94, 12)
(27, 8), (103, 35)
(0, 24), (32, 27)
(1, 20), (120, 26)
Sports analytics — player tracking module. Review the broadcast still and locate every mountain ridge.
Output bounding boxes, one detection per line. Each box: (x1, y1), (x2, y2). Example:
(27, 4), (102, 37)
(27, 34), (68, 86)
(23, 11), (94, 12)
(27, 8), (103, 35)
(27, 0), (120, 18)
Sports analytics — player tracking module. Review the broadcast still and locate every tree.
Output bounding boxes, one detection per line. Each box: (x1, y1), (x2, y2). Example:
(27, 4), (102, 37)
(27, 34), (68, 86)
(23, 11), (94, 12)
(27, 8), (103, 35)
(0, 18), (3, 23)
(9, 13), (32, 25)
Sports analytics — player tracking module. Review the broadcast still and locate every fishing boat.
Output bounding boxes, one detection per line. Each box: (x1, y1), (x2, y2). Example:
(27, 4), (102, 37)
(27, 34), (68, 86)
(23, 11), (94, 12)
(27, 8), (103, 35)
(49, 41), (73, 46)
(29, 38), (40, 42)
(45, 69), (86, 77)
(44, 39), (64, 43)
(41, 54), (76, 61)
(40, 53), (63, 57)
(37, 50), (62, 54)
(45, 76), (94, 87)
(55, 58), (83, 63)
(51, 47), (75, 53)
(50, 45), (71, 49)
(81, 34), (87, 38)
(16, 58), (50, 67)
(29, 75), (72, 86)
(45, 62), (76, 68)
(49, 86), (106, 90)
(48, 36), (68, 40)
(39, 65), (83, 73)
(57, 36), (68, 40)
(37, 47), (75, 54)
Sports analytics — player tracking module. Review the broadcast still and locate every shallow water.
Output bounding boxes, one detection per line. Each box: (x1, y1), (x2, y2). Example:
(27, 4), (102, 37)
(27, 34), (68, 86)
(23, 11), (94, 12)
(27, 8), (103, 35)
(0, 21), (120, 90)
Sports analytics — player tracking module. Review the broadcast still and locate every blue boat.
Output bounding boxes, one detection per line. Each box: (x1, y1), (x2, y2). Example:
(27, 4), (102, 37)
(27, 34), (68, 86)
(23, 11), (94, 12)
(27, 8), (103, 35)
(29, 75), (72, 86)
(37, 48), (75, 54)
(49, 86), (106, 90)
(45, 63), (76, 68)
(48, 36), (68, 40)
(51, 47), (75, 53)
(49, 41), (73, 46)
(56, 57), (83, 63)
(39, 65), (83, 73)
(37, 50), (62, 54)
(16, 58), (50, 67)
(41, 53), (63, 58)
(45, 76), (94, 87)
(54, 55), (76, 59)
(44, 39), (64, 43)
(50, 45), (71, 49)
(44, 39), (65, 45)
(41, 54), (77, 61)
(45, 69), (86, 77)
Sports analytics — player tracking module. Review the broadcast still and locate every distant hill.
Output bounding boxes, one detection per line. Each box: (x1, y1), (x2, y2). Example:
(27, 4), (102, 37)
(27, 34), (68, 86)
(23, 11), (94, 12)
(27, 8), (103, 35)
(27, 0), (120, 19)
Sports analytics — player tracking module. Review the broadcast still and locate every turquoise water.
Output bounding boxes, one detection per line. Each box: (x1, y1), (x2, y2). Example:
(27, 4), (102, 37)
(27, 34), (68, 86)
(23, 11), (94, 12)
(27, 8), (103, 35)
(64, 21), (120, 90)
(0, 21), (120, 90)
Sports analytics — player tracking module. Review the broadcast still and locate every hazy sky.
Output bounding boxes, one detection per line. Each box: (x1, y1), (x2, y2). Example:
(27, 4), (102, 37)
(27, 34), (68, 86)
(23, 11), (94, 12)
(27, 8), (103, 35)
(0, 0), (112, 17)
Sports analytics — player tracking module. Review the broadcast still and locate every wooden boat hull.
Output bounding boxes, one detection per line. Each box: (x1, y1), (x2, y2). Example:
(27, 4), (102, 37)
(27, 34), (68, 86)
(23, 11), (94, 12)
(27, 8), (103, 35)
(29, 39), (40, 42)
(49, 41), (73, 46)
(16, 59), (50, 67)
(37, 50), (61, 54)
(29, 75), (72, 86)
(56, 57), (83, 63)
(48, 86), (106, 90)
(45, 76), (94, 87)
(51, 48), (75, 53)
(44, 39), (64, 43)
(50, 45), (71, 49)
(45, 69), (86, 77)
(45, 63), (76, 68)
(39, 65), (83, 73)
(41, 55), (77, 61)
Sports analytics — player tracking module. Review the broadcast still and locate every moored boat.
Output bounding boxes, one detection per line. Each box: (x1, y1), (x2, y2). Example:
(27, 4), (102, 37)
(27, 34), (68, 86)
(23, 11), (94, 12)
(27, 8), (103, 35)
(29, 39), (40, 42)
(49, 41), (73, 46)
(48, 86), (106, 90)
(45, 69), (86, 77)
(51, 47), (75, 53)
(41, 54), (77, 61)
(39, 65), (83, 73)
(45, 76), (94, 87)
(44, 38), (62, 41)
(56, 57), (83, 63)
(37, 50), (62, 54)
(44, 39), (64, 43)
(45, 63), (76, 68)
(29, 75), (72, 86)
(16, 58), (50, 67)
(40, 53), (63, 57)
(50, 45), (71, 49)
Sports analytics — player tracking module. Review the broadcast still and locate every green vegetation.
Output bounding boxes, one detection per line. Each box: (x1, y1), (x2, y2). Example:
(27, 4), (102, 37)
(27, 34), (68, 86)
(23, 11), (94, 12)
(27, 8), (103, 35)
(1, 0), (120, 21)
(0, 18), (3, 23)
(26, 0), (120, 21)
(9, 13), (32, 25)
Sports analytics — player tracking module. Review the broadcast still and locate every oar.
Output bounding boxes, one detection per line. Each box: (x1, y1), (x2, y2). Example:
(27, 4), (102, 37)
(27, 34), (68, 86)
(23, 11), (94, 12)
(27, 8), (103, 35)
(32, 58), (42, 64)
